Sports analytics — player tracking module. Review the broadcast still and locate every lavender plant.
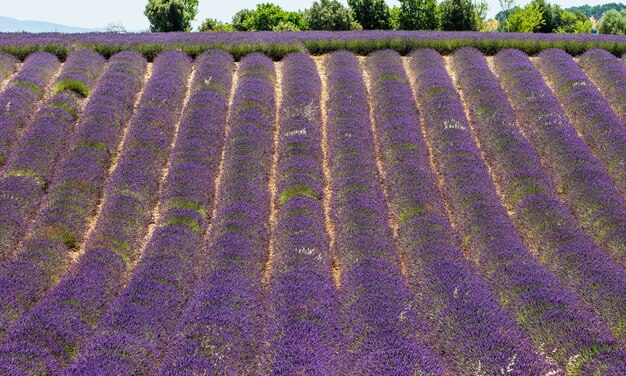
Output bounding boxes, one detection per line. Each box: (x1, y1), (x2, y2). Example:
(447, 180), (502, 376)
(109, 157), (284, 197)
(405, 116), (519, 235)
(493, 48), (626, 274)
(579, 48), (626, 127)
(158, 53), (275, 375)
(64, 50), (234, 375)
(0, 52), (19, 83)
(0, 51), (189, 374)
(366, 49), (551, 375)
(259, 52), (344, 375)
(324, 50), (446, 375)
(536, 49), (626, 200)
(451, 47), (626, 370)
(409, 48), (624, 373)
(0, 50), (104, 262)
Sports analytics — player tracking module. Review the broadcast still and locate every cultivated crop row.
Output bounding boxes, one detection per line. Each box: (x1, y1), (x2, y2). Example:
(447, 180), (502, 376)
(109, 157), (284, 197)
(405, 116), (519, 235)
(0, 47), (624, 374)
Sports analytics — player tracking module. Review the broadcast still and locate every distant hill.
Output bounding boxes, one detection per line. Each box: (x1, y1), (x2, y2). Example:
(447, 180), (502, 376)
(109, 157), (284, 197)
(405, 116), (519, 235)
(0, 16), (105, 33)
(566, 3), (626, 19)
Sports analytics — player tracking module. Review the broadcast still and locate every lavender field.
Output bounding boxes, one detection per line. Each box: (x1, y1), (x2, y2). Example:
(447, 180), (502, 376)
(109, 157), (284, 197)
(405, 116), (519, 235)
(0, 41), (625, 375)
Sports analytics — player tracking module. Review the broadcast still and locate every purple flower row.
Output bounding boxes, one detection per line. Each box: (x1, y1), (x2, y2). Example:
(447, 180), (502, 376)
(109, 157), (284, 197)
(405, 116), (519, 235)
(0, 50), (190, 374)
(0, 49), (104, 261)
(578, 49), (626, 127)
(0, 52), (59, 168)
(158, 52), (276, 375)
(366, 49), (549, 374)
(65, 49), (235, 375)
(492, 49), (626, 274)
(409, 48), (619, 372)
(0, 52), (18, 82)
(260, 52), (343, 375)
(450, 47), (626, 370)
(324, 50), (446, 375)
(536, 49), (626, 201)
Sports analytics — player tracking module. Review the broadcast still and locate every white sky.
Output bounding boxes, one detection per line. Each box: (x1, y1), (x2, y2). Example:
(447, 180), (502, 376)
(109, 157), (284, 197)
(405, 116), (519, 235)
(0, 0), (614, 31)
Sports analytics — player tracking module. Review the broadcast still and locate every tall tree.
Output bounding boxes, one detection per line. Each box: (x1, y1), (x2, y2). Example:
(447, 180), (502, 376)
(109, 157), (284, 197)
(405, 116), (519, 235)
(145, 0), (198, 32)
(347, 0), (392, 29)
(598, 9), (626, 34)
(439, 0), (476, 31)
(304, 0), (362, 30)
(506, 2), (545, 32)
(398, 0), (437, 30)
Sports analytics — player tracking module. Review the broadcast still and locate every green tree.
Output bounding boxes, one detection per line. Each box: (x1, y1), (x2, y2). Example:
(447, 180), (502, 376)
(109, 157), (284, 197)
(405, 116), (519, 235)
(347, 0), (392, 30)
(243, 3), (305, 31)
(398, 0), (437, 30)
(439, 0), (476, 31)
(598, 9), (626, 35)
(506, 2), (545, 32)
(232, 9), (254, 31)
(473, 0), (489, 31)
(303, 0), (362, 31)
(144, 0), (198, 32)
(554, 10), (591, 34)
(198, 18), (233, 32)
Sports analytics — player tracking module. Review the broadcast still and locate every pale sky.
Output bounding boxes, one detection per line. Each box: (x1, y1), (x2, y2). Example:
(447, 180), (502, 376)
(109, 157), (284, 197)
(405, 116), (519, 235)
(0, 0), (614, 31)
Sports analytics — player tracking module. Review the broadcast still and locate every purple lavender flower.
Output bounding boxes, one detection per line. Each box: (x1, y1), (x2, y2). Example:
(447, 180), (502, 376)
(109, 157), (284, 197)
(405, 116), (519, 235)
(0, 52), (18, 82)
(258, 52), (344, 375)
(579, 48), (626, 127)
(493, 48), (626, 275)
(409, 48), (625, 372)
(0, 51), (189, 374)
(0, 50), (104, 262)
(366, 49), (552, 374)
(158, 52), (276, 375)
(65, 50), (234, 375)
(0, 52), (59, 168)
(453, 46), (626, 365)
(536, 48), (626, 200)
(324, 50), (446, 375)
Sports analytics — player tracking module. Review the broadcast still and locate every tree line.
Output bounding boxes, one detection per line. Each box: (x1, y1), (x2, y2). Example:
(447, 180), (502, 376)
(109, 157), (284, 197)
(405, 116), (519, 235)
(143, 0), (626, 35)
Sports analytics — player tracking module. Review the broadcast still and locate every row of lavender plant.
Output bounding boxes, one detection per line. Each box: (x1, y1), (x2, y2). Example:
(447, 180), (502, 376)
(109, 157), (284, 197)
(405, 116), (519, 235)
(365, 49), (549, 374)
(408, 48), (622, 373)
(16, 51), (146, 276)
(0, 52), (59, 169)
(0, 50), (105, 262)
(64, 50), (235, 375)
(450, 47), (626, 370)
(323, 51), (445, 374)
(0, 51), (144, 340)
(0, 51), (190, 374)
(259, 52), (343, 374)
(492, 49), (626, 276)
(578, 49), (626, 127)
(536, 49), (626, 200)
(157, 53), (275, 375)
(0, 52), (57, 164)
(0, 52), (18, 82)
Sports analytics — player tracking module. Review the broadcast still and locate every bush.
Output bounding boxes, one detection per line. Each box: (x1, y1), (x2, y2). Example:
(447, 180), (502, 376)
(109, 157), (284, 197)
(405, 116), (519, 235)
(303, 0), (362, 31)
(598, 9), (626, 35)
(198, 18), (233, 32)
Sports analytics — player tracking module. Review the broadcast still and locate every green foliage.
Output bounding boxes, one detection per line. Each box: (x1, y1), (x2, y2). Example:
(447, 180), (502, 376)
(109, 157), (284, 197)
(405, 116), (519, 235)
(473, 0), (489, 31)
(303, 0), (362, 31)
(198, 18), (233, 32)
(554, 10), (592, 34)
(55, 78), (89, 97)
(566, 3), (626, 19)
(439, 0), (477, 31)
(398, 0), (438, 30)
(232, 9), (254, 31)
(347, 0), (392, 30)
(389, 6), (401, 30)
(598, 9), (626, 35)
(144, 0), (198, 32)
(530, 0), (554, 33)
(506, 2), (545, 32)
(233, 3), (305, 31)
